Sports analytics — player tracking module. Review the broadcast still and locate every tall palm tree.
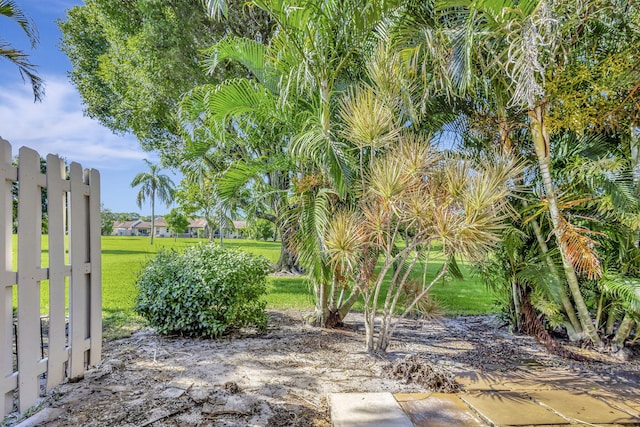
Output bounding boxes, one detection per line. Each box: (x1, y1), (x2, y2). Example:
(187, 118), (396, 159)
(131, 160), (175, 244)
(401, 0), (640, 346)
(1, 0), (44, 101)
(196, 0), (403, 326)
(400, 0), (605, 345)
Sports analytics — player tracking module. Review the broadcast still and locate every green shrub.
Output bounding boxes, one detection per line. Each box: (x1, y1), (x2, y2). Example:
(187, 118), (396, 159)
(247, 218), (276, 241)
(134, 243), (271, 337)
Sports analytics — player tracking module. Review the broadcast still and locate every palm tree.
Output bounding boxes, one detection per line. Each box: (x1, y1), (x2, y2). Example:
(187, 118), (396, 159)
(196, 0), (403, 326)
(131, 160), (175, 244)
(1, 0), (44, 101)
(400, 0), (640, 346)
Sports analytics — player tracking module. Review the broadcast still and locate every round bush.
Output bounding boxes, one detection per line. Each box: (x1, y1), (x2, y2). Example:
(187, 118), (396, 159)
(134, 243), (271, 337)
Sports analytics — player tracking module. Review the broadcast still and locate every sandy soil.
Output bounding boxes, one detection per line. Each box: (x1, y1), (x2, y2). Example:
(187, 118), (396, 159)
(4, 310), (640, 426)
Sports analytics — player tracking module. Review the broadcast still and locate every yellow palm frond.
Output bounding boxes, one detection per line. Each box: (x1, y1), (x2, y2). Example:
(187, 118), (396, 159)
(391, 133), (440, 175)
(360, 200), (391, 250)
(339, 85), (400, 150)
(556, 218), (602, 280)
(324, 210), (365, 274)
(367, 156), (411, 204)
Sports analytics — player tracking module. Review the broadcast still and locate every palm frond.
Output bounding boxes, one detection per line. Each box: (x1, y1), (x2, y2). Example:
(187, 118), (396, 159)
(202, 37), (278, 91)
(556, 218), (602, 280)
(0, 1), (39, 46)
(202, 0), (227, 19)
(599, 273), (640, 314)
(338, 85), (400, 150)
(324, 210), (364, 273)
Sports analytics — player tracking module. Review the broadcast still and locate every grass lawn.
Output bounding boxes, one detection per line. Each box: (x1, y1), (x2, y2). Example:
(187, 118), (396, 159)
(16, 236), (497, 337)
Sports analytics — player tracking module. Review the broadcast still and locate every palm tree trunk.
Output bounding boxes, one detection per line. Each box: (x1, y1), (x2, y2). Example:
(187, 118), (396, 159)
(612, 314), (633, 349)
(528, 105), (601, 346)
(337, 289), (361, 320)
(150, 187), (155, 245)
(529, 216), (583, 336)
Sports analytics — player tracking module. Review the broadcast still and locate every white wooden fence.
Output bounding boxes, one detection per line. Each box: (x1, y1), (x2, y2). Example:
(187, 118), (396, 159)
(0, 138), (102, 416)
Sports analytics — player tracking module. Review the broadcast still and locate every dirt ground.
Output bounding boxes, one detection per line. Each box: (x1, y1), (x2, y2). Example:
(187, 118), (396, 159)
(5, 310), (640, 426)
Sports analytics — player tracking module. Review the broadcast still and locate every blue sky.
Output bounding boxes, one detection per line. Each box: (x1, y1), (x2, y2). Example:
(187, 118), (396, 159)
(0, 0), (178, 215)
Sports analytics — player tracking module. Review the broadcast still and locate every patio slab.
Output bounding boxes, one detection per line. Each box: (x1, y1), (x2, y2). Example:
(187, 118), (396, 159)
(455, 372), (514, 391)
(329, 392), (413, 427)
(526, 390), (640, 425)
(396, 392), (485, 427)
(459, 390), (569, 426)
(589, 390), (640, 418)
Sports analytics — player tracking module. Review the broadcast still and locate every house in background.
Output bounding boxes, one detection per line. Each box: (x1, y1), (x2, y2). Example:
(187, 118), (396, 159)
(129, 217), (169, 237)
(230, 220), (247, 239)
(131, 220), (151, 236)
(112, 220), (140, 236)
(153, 217), (169, 237)
(112, 217), (245, 239)
(188, 218), (208, 237)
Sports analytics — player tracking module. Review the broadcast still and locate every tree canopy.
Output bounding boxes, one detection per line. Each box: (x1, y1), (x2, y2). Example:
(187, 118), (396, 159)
(59, 0), (273, 163)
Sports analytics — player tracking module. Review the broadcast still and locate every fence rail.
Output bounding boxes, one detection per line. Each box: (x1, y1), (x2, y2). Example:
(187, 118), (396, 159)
(0, 138), (101, 416)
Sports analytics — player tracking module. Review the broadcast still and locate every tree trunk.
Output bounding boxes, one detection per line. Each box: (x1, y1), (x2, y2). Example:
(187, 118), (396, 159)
(529, 216), (583, 336)
(150, 188), (155, 245)
(274, 240), (304, 274)
(529, 105), (601, 346)
(612, 314), (634, 349)
(218, 205), (224, 246)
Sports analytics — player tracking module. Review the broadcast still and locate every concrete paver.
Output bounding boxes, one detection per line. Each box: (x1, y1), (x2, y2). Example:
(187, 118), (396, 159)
(459, 390), (569, 426)
(329, 392), (413, 427)
(526, 390), (640, 425)
(527, 368), (601, 391)
(456, 368), (601, 392)
(589, 390), (640, 418)
(329, 369), (640, 426)
(455, 372), (514, 391)
(396, 392), (485, 427)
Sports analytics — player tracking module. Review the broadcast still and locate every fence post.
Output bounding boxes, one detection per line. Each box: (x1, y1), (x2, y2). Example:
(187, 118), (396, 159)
(0, 138), (17, 417)
(17, 146), (47, 412)
(46, 155), (69, 390)
(68, 163), (90, 379)
(88, 169), (101, 365)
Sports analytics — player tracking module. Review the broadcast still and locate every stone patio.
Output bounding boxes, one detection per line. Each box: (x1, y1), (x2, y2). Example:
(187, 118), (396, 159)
(329, 367), (640, 426)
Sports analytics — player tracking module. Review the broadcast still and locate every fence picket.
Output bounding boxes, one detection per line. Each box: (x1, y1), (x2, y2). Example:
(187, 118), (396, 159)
(46, 155), (69, 390)
(68, 163), (90, 379)
(0, 138), (17, 417)
(88, 169), (101, 365)
(17, 146), (46, 412)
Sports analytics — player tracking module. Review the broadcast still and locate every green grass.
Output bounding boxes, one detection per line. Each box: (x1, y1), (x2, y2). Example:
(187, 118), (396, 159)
(14, 236), (496, 337)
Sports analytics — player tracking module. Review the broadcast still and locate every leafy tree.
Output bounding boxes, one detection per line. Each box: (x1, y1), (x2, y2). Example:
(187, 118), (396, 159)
(175, 167), (221, 241)
(131, 160), (175, 244)
(1, 0), (44, 101)
(165, 208), (189, 240)
(247, 218), (275, 241)
(59, 0), (273, 163)
(116, 212), (140, 221)
(101, 206), (116, 235)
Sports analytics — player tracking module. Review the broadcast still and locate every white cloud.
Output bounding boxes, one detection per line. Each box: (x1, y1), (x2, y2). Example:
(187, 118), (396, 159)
(0, 75), (149, 170)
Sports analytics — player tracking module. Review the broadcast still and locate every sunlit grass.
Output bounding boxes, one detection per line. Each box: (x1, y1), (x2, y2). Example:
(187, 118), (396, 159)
(13, 236), (496, 338)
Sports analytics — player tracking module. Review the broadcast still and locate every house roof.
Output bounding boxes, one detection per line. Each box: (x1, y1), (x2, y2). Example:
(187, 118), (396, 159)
(132, 221), (151, 230)
(132, 217), (167, 229)
(113, 221), (137, 229)
(189, 218), (207, 228)
(232, 220), (247, 229)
